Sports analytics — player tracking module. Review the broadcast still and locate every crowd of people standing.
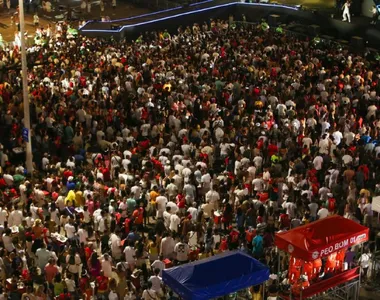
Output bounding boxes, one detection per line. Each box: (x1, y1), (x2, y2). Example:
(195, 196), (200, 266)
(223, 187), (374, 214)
(0, 15), (377, 300)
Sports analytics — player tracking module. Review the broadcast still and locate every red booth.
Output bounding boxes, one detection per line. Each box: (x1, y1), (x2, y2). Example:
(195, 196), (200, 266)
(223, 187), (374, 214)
(275, 216), (369, 299)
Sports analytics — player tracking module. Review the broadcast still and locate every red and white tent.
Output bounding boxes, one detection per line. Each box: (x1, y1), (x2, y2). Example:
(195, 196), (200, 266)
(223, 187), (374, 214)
(275, 216), (369, 261)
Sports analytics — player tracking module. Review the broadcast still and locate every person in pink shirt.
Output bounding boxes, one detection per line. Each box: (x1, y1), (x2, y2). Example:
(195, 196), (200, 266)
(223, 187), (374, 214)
(86, 194), (94, 215)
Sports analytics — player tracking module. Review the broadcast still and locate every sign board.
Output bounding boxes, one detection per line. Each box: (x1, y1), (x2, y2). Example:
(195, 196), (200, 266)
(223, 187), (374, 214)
(314, 232), (368, 258)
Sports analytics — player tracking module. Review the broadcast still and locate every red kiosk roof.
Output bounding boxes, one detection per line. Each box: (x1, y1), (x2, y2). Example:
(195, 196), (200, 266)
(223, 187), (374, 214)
(275, 216), (369, 261)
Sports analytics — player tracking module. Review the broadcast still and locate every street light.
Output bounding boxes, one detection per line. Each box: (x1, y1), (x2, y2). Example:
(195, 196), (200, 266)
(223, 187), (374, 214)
(19, 0), (34, 174)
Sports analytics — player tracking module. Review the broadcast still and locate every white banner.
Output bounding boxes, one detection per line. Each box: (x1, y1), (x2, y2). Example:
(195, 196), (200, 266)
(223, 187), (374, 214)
(373, 196), (380, 213)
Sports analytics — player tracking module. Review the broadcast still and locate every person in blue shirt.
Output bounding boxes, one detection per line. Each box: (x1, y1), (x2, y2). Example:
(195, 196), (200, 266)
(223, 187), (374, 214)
(126, 227), (141, 244)
(66, 177), (76, 191)
(252, 231), (264, 259)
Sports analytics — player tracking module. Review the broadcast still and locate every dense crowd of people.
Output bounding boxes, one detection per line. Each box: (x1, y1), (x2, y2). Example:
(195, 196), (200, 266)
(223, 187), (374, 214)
(0, 15), (378, 300)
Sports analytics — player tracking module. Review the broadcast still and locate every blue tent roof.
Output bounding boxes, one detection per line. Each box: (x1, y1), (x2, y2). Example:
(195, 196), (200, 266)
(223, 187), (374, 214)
(162, 251), (270, 300)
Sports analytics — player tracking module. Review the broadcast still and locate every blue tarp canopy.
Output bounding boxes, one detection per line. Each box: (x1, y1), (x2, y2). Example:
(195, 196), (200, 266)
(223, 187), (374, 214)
(162, 251), (270, 300)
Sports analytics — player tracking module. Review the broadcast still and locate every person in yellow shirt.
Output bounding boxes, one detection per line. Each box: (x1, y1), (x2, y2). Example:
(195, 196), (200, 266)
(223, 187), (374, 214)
(250, 285), (262, 300)
(65, 189), (76, 206)
(147, 239), (159, 263)
(75, 188), (84, 207)
(149, 186), (159, 217)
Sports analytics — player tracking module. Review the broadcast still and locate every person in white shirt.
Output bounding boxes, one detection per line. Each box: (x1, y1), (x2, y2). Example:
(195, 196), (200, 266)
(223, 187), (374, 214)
(151, 256), (165, 276)
(363, 198), (373, 227)
(187, 202), (198, 223)
(64, 218), (76, 239)
(0, 208), (8, 226)
(3, 173), (13, 186)
(359, 250), (371, 280)
(8, 207), (23, 227)
(166, 179), (178, 201)
(64, 273), (76, 293)
(163, 207), (172, 229)
(200, 171), (211, 193)
(149, 268), (163, 296)
(109, 231), (122, 260)
(205, 188), (220, 211)
(77, 224), (88, 244)
(101, 253), (113, 278)
(123, 241), (136, 269)
(283, 200), (297, 219)
(318, 134), (330, 155)
(169, 213), (181, 232)
(313, 155), (323, 171)
(160, 233), (175, 259)
(183, 181), (196, 204)
(174, 238), (190, 263)
(2, 228), (15, 252)
(317, 204), (329, 219)
(308, 199), (319, 221)
(252, 177), (264, 192)
(156, 192), (168, 218)
(142, 282), (158, 300)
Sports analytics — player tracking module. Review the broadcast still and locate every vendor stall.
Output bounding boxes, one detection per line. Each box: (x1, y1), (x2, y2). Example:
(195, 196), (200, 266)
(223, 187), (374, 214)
(275, 216), (369, 300)
(162, 250), (270, 300)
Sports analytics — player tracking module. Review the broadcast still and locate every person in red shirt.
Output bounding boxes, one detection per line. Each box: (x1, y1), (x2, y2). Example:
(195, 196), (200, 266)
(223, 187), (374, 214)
(219, 237), (228, 252)
(326, 194), (336, 213)
(291, 275), (310, 296)
(57, 291), (71, 300)
(0, 175), (7, 189)
(358, 164), (369, 180)
(63, 169), (73, 179)
(326, 252), (337, 273)
(124, 216), (132, 234)
(288, 256), (302, 284)
(228, 226), (240, 250)
(44, 258), (58, 284)
(132, 206), (144, 232)
(267, 141), (278, 158)
(279, 210), (290, 229)
(176, 193), (186, 215)
(312, 258), (322, 280)
(100, 167), (110, 182)
(96, 270), (109, 296)
(245, 228), (256, 252)
(336, 249), (346, 272)
(303, 261), (314, 281)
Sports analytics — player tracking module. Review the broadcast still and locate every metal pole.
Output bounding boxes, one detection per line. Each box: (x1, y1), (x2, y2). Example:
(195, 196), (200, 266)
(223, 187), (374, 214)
(19, 0), (33, 174)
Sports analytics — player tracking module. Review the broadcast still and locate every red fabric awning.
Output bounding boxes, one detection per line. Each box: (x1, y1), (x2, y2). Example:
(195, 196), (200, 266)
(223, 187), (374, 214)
(281, 267), (360, 300)
(275, 216), (369, 261)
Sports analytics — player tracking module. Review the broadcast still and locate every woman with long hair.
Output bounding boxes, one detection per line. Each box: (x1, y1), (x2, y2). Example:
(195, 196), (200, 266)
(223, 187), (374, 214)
(87, 252), (101, 279)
